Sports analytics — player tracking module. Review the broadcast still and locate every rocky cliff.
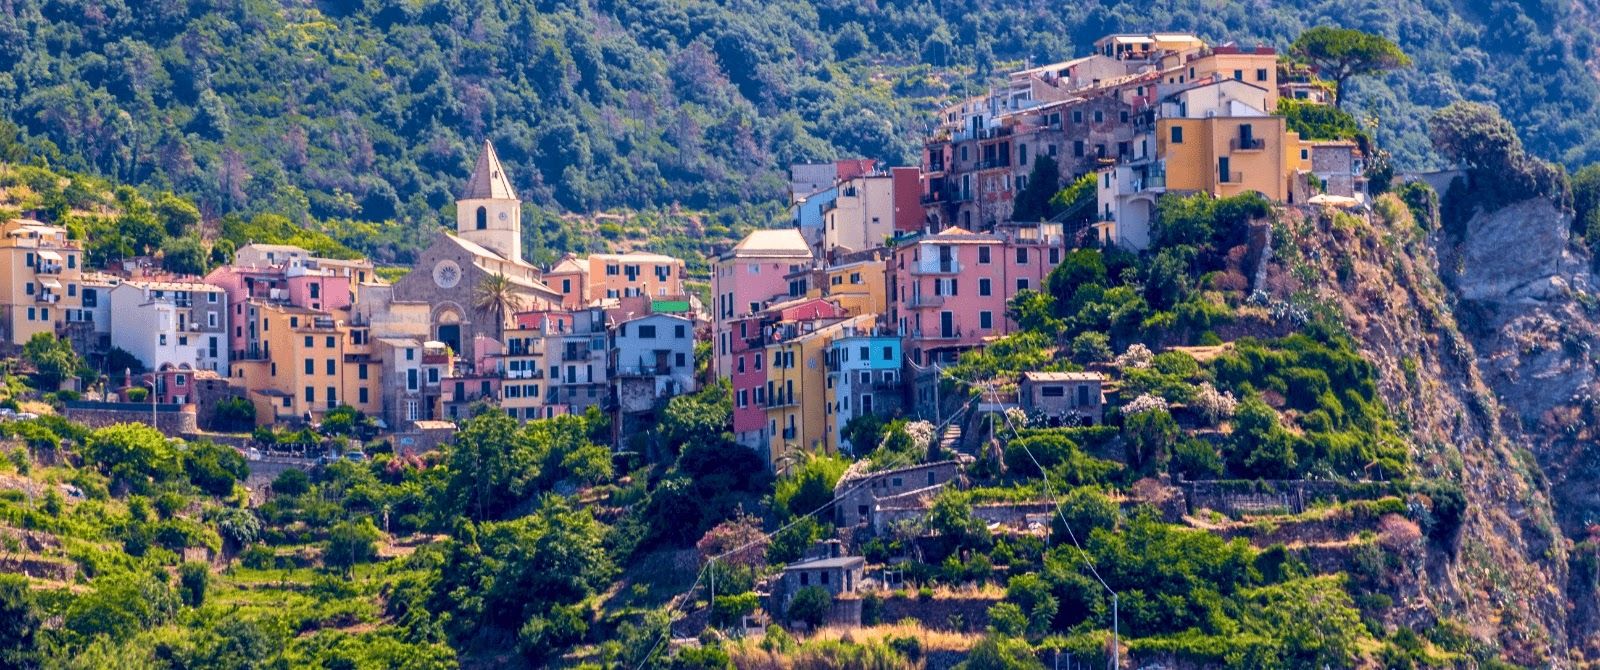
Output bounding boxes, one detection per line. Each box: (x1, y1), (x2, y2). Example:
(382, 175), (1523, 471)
(1260, 195), (1577, 665)
(1436, 197), (1600, 661)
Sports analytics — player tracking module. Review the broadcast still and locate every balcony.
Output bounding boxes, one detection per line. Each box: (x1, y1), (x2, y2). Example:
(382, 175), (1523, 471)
(561, 348), (592, 362)
(909, 294), (945, 308)
(34, 262), (62, 275)
(920, 187), (972, 205)
(975, 158), (1012, 171)
(616, 363), (674, 377)
(1230, 137), (1266, 152)
(504, 368), (544, 380)
(912, 260), (962, 275)
(1219, 171), (1244, 184)
(911, 328), (963, 341)
(35, 292), (58, 304)
(768, 391), (799, 408)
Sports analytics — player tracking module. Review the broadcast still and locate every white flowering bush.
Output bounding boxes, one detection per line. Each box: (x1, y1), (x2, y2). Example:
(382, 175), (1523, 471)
(1122, 393), (1169, 416)
(904, 420), (936, 453)
(1193, 383), (1238, 426)
(1003, 406), (1030, 429)
(1116, 343), (1154, 370)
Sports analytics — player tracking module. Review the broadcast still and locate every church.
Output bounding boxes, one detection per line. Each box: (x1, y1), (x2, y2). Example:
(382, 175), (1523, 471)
(372, 140), (560, 363)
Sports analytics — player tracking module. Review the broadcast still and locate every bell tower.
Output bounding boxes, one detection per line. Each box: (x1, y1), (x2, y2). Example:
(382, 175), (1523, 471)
(456, 140), (522, 262)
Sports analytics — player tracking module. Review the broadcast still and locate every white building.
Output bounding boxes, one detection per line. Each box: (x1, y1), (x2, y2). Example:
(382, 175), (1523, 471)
(547, 307), (610, 414)
(609, 313), (697, 403)
(108, 280), (228, 373)
(821, 174), (896, 256)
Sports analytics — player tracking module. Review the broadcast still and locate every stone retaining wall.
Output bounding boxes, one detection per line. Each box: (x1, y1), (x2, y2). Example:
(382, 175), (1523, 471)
(63, 401), (197, 434)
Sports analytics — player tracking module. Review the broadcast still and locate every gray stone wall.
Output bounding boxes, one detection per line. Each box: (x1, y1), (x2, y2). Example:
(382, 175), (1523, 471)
(64, 401), (197, 434)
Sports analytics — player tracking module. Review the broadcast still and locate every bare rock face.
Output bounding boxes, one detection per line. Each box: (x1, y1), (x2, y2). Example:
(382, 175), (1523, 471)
(1266, 201), (1573, 665)
(1434, 195), (1600, 660)
(1439, 198), (1600, 540)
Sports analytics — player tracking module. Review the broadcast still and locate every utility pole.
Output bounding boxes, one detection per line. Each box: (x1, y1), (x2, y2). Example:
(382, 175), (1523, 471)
(1111, 594), (1119, 670)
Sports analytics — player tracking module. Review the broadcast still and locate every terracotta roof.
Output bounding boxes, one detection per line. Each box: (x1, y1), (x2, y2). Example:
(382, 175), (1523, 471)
(460, 140), (517, 200)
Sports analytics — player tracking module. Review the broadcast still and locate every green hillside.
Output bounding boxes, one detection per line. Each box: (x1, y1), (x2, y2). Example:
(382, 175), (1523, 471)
(2, 0), (1596, 263)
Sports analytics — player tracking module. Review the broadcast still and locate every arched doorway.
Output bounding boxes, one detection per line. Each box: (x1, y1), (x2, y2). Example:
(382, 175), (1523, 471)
(434, 306), (464, 355)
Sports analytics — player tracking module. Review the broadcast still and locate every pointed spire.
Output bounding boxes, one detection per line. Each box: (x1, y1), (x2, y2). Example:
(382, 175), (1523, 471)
(460, 140), (517, 200)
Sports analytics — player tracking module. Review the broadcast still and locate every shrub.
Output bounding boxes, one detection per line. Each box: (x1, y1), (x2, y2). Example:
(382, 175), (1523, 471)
(1070, 332), (1112, 364)
(272, 469), (310, 497)
(786, 586), (833, 628)
(178, 562), (208, 607)
(711, 592), (758, 627)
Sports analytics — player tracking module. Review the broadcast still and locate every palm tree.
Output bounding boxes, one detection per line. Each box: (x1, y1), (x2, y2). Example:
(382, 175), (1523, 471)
(472, 272), (527, 331)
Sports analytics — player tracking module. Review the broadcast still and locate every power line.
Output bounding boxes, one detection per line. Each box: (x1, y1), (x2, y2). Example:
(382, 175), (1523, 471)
(937, 366), (1119, 669)
(631, 390), (979, 666)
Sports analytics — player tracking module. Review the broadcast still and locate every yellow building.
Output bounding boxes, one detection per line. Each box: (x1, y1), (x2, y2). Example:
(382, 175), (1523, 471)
(1180, 46), (1281, 110)
(1156, 115), (1293, 201)
(764, 313), (874, 470)
(0, 219), (87, 349)
(494, 325), (554, 421)
(811, 255), (888, 319)
(232, 301), (382, 425)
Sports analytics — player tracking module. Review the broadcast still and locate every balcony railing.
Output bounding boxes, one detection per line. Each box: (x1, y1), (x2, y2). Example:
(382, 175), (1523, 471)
(975, 158), (1012, 170)
(909, 294), (945, 308)
(920, 188), (972, 205)
(911, 328), (963, 341)
(1219, 171), (1244, 184)
(913, 261), (962, 275)
(504, 368), (544, 380)
(1231, 138), (1266, 151)
(616, 364), (674, 377)
(34, 263), (62, 274)
(35, 292), (58, 304)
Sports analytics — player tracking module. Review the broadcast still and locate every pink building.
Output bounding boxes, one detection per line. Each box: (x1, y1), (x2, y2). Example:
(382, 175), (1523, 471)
(712, 229), (813, 378)
(889, 224), (1066, 365)
(205, 263), (353, 361)
(729, 314), (770, 446)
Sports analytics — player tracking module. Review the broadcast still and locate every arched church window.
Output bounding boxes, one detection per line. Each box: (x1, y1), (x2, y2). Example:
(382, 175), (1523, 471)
(476, 206), (487, 230)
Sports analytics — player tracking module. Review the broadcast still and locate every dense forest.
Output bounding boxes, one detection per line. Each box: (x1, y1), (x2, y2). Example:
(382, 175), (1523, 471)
(1, 0), (1597, 264)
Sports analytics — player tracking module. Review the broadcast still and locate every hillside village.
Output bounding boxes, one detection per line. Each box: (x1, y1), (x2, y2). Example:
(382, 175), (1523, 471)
(0, 26), (1571, 670)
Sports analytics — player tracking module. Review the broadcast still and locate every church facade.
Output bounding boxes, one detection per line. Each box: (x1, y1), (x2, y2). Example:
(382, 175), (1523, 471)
(377, 141), (560, 365)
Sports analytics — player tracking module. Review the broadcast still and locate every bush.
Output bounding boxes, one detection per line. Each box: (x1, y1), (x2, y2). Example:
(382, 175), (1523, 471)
(272, 469), (310, 497)
(178, 562), (208, 607)
(711, 592), (758, 627)
(1070, 332), (1112, 364)
(239, 544), (275, 569)
(324, 518), (381, 574)
(786, 586), (833, 628)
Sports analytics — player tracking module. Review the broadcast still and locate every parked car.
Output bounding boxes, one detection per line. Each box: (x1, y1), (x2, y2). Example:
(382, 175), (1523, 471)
(247, 447), (262, 461)
(343, 451), (367, 463)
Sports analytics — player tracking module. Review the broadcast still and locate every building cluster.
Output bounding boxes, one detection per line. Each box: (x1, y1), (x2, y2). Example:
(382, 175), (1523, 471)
(0, 32), (1355, 470)
(921, 32), (1363, 248)
(0, 142), (699, 444)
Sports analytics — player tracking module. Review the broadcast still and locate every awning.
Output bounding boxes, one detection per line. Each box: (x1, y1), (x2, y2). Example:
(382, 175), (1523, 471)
(38, 278), (61, 289)
(37, 250), (61, 261)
